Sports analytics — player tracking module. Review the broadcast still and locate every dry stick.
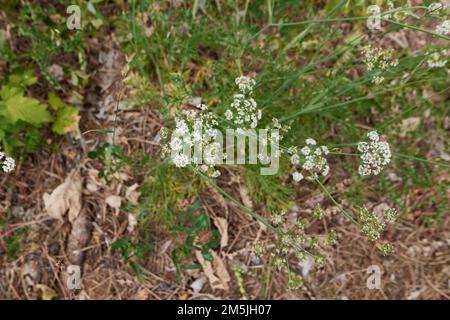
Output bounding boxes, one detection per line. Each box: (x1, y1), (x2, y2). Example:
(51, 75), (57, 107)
(112, 99), (121, 145)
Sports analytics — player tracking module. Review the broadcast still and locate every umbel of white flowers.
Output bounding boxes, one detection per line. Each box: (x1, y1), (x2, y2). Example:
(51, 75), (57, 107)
(436, 20), (450, 35)
(357, 131), (391, 176)
(225, 76), (261, 129)
(0, 150), (15, 173)
(164, 76), (280, 176)
(289, 138), (330, 183)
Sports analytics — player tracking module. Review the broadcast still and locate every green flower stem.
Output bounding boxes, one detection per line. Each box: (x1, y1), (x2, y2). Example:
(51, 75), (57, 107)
(193, 168), (281, 234)
(393, 153), (450, 168)
(315, 178), (360, 227)
(382, 18), (450, 42)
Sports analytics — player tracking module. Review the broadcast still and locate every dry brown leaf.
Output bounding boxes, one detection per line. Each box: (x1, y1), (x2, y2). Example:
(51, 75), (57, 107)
(43, 169), (82, 223)
(207, 184), (229, 216)
(132, 288), (149, 300)
(190, 276), (207, 293)
(125, 183), (141, 205)
(195, 250), (230, 292)
(127, 213), (138, 233)
(213, 217), (228, 249)
(106, 195), (122, 209)
(399, 117), (421, 138)
(211, 251), (231, 289)
(35, 284), (57, 300)
(47, 64), (64, 81)
(85, 169), (104, 193)
(178, 290), (189, 300)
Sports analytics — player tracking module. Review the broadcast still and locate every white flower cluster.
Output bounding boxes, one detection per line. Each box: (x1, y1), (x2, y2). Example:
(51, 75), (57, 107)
(428, 2), (446, 13)
(427, 52), (447, 68)
(358, 206), (398, 242)
(0, 151), (15, 173)
(361, 45), (399, 84)
(235, 75), (256, 95)
(436, 20), (450, 35)
(225, 76), (262, 129)
(270, 117), (291, 140)
(384, 1), (411, 21)
(357, 131), (391, 176)
(163, 104), (222, 178)
(358, 207), (385, 241)
(290, 138), (330, 182)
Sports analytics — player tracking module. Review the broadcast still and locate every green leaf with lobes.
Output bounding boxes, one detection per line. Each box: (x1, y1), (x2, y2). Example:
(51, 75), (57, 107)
(48, 93), (80, 135)
(0, 85), (52, 125)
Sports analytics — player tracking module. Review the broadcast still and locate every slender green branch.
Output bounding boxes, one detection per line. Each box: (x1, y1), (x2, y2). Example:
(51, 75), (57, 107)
(315, 178), (360, 227)
(194, 168), (281, 234)
(382, 18), (450, 42)
(393, 153), (450, 168)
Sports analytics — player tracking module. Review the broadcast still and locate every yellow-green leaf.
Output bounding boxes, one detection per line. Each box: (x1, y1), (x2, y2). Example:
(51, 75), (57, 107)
(0, 93), (52, 125)
(48, 92), (66, 110)
(52, 106), (80, 135)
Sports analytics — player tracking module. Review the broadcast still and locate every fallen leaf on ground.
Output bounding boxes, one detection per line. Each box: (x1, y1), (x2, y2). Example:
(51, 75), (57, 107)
(213, 217), (228, 249)
(35, 284), (57, 300)
(125, 183), (141, 205)
(106, 195), (122, 209)
(190, 276), (207, 293)
(43, 169), (82, 223)
(195, 250), (230, 291)
(132, 288), (149, 300)
(399, 117), (420, 138)
(127, 213), (138, 233)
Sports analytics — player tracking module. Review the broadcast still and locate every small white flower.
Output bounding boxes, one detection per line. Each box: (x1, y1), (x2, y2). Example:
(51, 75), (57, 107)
(436, 20), (450, 35)
(2, 157), (15, 173)
(292, 171), (304, 182)
(175, 120), (189, 135)
(372, 75), (385, 85)
(288, 146), (297, 155)
(321, 165), (330, 177)
(172, 154), (190, 167)
(302, 160), (314, 171)
(357, 141), (369, 153)
(357, 131), (391, 176)
(290, 154), (300, 165)
(361, 45), (398, 84)
(301, 146), (311, 156)
(225, 109), (233, 120)
(367, 131), (379, 142)
(228, 79), (262, 129)
(427, 52), (447, 68)
(211, 170), (221, 178)
(170, 137), (183, 151)
(197, 103), (208, 110)
(428, 3), (444, 12)
(291, 139), (330, 181)
(0, 149), (15, 173)
(235, 75), (256, 94)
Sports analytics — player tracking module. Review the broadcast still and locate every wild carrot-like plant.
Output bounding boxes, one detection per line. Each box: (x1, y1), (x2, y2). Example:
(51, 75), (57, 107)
(109, 0), (450, 291)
